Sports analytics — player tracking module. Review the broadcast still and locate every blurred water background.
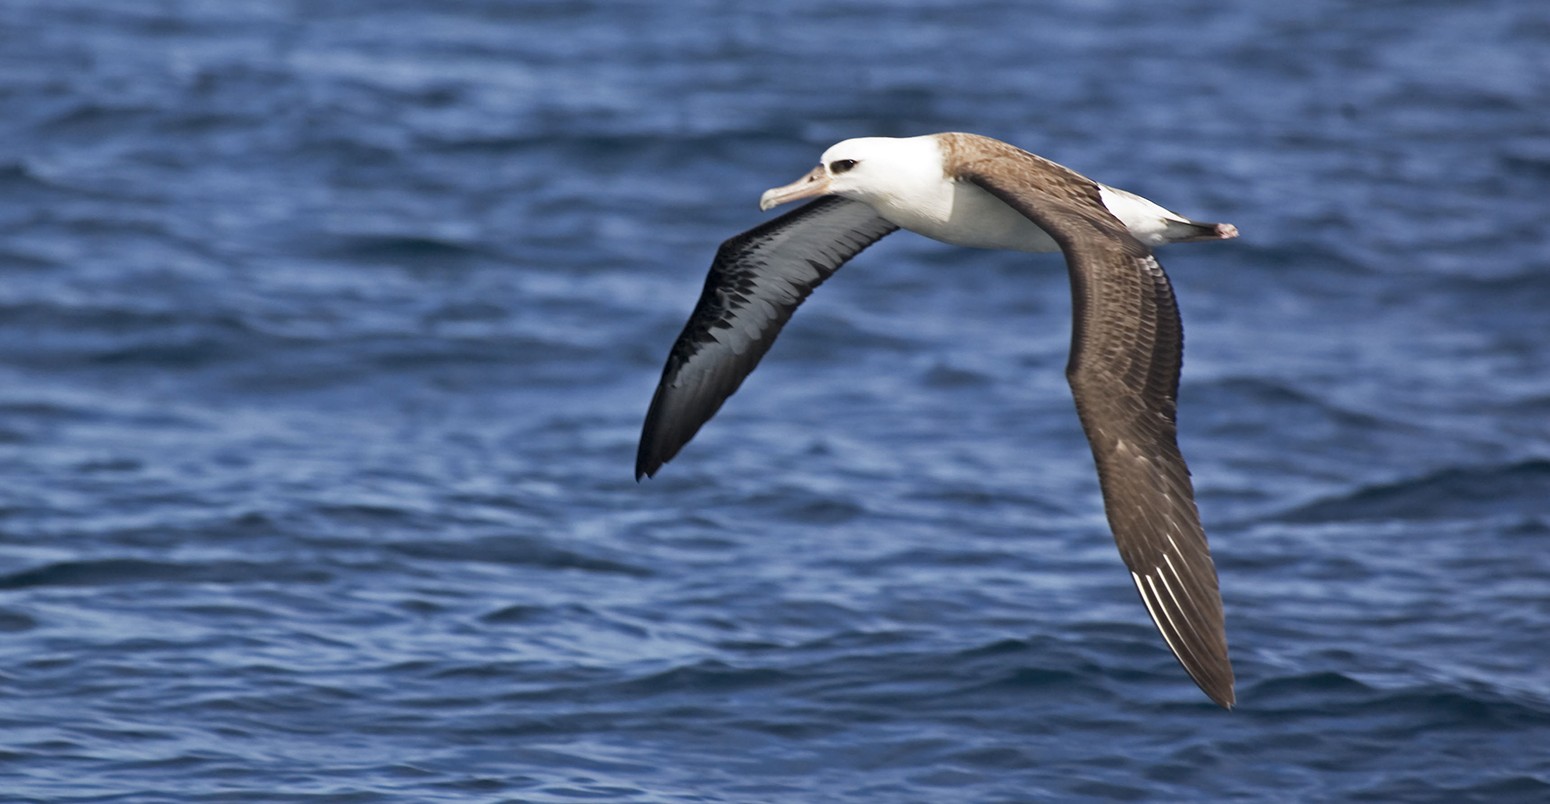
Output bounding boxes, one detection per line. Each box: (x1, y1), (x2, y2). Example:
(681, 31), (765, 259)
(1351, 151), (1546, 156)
(1, 1), (1548, 800)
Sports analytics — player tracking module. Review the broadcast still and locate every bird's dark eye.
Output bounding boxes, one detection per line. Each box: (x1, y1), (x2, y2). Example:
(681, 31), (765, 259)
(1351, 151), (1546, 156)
(828, 159), (858, 175)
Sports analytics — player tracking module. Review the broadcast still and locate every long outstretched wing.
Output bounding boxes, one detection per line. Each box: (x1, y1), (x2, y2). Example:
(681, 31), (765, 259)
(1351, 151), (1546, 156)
(948, 133), (1235, 708)
(637, 196), (897, 479)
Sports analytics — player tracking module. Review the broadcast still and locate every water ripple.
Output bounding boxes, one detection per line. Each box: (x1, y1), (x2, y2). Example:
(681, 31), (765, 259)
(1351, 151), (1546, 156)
(1, 0), (1548, 800)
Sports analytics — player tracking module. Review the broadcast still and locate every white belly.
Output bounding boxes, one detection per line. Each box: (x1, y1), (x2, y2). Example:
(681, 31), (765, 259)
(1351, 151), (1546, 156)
(874, 179), (1061, 254)
(866, 178), (1199, 254)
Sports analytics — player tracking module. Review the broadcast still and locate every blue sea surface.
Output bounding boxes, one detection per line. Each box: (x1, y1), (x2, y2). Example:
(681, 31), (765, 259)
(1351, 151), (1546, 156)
(2, 1), (1548, 800)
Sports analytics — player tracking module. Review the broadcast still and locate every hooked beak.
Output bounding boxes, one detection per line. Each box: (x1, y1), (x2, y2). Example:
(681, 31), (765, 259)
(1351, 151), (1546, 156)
(759, 165), (831, 211)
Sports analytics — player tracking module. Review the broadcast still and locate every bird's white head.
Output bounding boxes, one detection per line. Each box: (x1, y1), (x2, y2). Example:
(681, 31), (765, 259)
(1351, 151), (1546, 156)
(759, 135), (948, 213)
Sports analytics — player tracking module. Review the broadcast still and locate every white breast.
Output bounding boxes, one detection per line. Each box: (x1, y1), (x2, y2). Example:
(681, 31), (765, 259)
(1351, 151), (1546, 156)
(873, 178), (1061, 254)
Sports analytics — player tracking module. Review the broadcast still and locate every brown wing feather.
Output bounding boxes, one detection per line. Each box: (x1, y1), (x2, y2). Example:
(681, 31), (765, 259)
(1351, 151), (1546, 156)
(949, 134), (1235, 708)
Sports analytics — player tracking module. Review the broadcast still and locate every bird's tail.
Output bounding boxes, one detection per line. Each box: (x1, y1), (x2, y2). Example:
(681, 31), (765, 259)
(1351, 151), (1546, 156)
(1162, 218), (1239, 243)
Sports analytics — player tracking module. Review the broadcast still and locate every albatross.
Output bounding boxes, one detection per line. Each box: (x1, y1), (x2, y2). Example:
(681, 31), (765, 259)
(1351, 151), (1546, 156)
(636, 132), (1239, 708)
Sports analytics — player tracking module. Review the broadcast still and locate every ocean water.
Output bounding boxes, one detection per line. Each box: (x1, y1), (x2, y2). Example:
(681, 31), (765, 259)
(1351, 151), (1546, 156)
(1, 1), (1548, 800)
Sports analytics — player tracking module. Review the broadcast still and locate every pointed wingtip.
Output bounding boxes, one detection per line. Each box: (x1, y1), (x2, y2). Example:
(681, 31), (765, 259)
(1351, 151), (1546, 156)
(1210, 685), (1237, 710)
(1184, 664), (1235, 709)
(1193, 663), (1236, 709)
(1186, 652), (1236, 710)
(634, 438), (659, 482)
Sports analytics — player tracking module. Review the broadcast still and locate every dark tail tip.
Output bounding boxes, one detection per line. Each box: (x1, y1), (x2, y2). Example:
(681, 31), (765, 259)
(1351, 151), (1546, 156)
(1166, 219), (1239, 244)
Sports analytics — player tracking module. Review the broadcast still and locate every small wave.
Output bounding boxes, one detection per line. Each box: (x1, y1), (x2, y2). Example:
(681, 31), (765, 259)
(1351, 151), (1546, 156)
(1278, 460), (1550, 522)
(1249, 668), (1550, 733)
(309, 233), (491, 265)
(1246, 669), (1375, 708)
(0, 607), (39, 632)
(1194, 376), (1396, 432)
(0, 159), (73, 197)
(386, 535), (651, 577)
(0, 558), (330, 590)
(609, 660), (800, 698)
(920, 361), (995, 389)
(0, 246), (57, 270)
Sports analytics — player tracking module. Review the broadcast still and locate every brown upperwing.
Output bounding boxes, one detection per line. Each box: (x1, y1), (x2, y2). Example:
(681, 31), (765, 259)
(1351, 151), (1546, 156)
(943, 133), (1234, 708)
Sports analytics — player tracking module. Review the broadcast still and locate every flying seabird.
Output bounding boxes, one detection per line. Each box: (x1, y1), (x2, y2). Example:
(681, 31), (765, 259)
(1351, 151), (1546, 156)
(636, 132), (1239, 708)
